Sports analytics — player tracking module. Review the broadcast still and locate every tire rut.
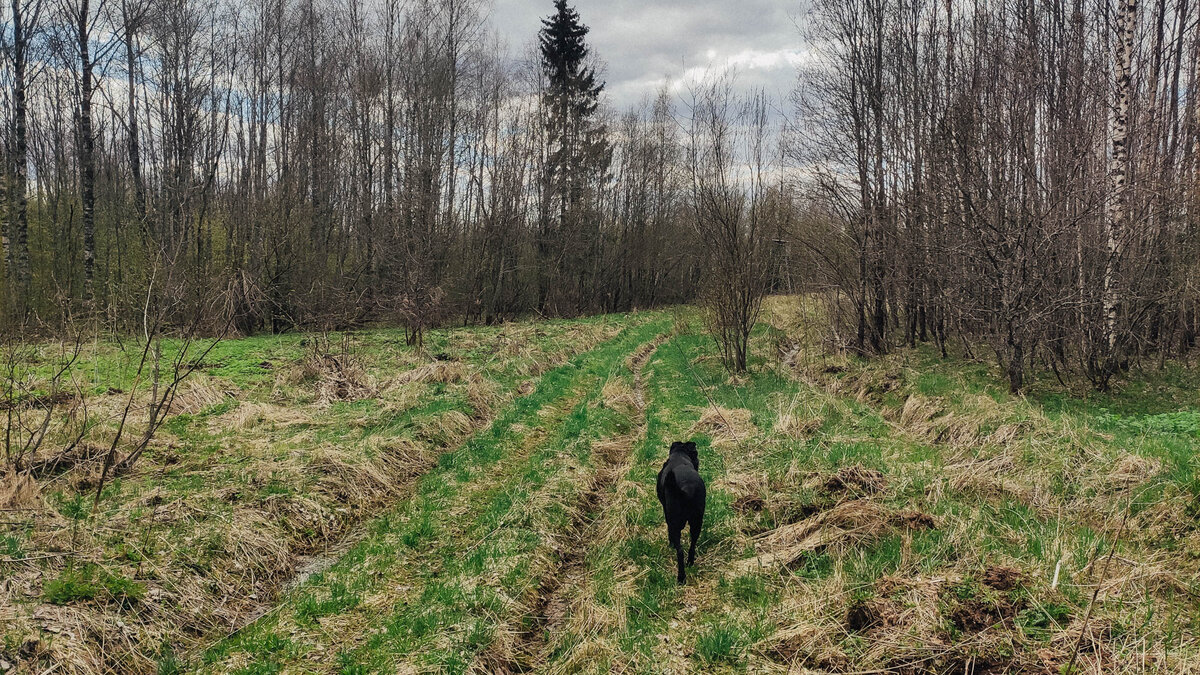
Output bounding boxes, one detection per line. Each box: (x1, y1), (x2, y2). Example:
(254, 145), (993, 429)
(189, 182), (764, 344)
(199, 344), (600, 661)
(200, 375), (537, 651)
(512, 334), (666, 671)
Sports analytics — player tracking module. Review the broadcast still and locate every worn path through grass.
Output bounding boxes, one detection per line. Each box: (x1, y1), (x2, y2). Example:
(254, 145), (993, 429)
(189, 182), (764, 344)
(519, 335), (669, 670)
(3, 315), (631, 674)
(531, 302), (1200, 674)
(195, 318), (671, 674)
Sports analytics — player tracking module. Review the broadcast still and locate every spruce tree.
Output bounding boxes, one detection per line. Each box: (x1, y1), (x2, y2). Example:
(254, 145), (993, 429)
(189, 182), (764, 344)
(537, 0), (610, 311)
(539, 0), (602, 127)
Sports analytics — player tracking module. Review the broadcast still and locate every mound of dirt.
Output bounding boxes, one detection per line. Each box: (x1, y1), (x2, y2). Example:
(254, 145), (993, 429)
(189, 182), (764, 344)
(943, 582), (1025, 633)
(948, 597), (1018, 633)
(981, 565), (1025, 591)
(895, 510), (936, 529)
(308, 353), (375, 403)
(0, 471), (41, 510)
(846, 596), (902, 632)
(0, 390), (78, 412)
(732, 494), (766, 513)
(768, 625), (850, 671)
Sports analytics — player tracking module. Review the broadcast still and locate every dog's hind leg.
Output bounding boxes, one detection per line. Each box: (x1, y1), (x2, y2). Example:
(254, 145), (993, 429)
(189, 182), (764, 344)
(687, 511), (703, 566)
(669, 523), (686, 584)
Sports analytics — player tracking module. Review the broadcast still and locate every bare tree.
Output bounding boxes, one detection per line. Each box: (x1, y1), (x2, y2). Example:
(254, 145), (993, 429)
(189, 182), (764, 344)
(797, 0), (1197, 392)
(1098, 0), (1138, 389)
(62, 0), (104, 302)
(687, 78), (776, 373)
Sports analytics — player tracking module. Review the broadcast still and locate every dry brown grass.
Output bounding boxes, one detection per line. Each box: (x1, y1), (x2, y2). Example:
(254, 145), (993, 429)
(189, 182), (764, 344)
(416, 409), (474, 444)
(689, 405), (755, 446)
(773, 393), (824, 438)
(890, 392), (1050, 450)
(4, 425), (448, 673)
(1102, 453), (1163, 492)
(0, 471), (42, 510)
(600, 377), (638, 415)
(940, 452), (1055, 515)
(169, 377), (230, 415)
(393, 359), (469, 385)
(222, 400), (310, 430)
(466, 374), (503, 418)
(735, 500), (935, 572)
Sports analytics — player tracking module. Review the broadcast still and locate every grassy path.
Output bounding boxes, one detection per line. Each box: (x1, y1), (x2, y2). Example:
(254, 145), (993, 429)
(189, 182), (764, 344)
(4, 316), (625, 674)
(531, 332), (749, 674)
(194, 318), (670, 674)
(178, 303), (1200, 674)
(520, 335), (668, 669)
(532, 312), (1200, 674)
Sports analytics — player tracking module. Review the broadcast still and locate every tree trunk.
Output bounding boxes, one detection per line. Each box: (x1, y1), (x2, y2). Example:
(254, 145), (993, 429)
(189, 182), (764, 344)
(78, 0), (97, 303)
(9, 0), (34, 305)
(1102, 0), (1137, 377)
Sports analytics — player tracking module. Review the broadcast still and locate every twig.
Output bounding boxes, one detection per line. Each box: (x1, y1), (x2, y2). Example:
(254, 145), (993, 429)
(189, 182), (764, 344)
(1064, 502), (1131, 674)
(0, 553), (68, 562)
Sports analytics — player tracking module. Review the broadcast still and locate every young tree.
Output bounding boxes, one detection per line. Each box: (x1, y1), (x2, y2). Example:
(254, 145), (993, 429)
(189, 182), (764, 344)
(687, 78), (776, 373)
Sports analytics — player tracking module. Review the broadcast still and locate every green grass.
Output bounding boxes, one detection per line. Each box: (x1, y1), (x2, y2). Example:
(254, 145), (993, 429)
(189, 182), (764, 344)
(197, 317), (670, 673)
(4, 312), (643, 673)
(7, 299), (1200, 674)
(42, 563), (146, 606)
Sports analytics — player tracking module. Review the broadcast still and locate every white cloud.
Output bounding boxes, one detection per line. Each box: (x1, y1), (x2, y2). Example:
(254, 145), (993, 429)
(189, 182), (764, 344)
(724, 48), (813, 71)
(491, 0), (806, 111)
(604, 47), (812, 112)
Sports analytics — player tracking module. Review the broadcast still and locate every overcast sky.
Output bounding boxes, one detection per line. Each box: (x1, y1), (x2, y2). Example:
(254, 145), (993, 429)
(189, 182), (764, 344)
(489, 0), (809, 112)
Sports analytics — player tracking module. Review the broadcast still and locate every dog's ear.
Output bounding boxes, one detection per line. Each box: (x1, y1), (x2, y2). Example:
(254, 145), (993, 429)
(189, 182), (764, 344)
(685, 442), (699, 469)
(669, 441), (684, 454)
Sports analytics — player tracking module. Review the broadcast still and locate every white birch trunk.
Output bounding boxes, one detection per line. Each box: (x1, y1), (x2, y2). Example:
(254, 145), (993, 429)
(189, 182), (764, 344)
(1104, 0), (1137, 353)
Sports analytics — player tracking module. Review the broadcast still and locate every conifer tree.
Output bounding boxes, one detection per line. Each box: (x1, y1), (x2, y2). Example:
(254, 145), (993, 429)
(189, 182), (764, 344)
(537, 0), (611, 312)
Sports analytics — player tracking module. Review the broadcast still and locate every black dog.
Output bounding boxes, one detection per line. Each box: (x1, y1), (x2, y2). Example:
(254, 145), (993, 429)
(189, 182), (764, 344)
(657, 441), (707, 584)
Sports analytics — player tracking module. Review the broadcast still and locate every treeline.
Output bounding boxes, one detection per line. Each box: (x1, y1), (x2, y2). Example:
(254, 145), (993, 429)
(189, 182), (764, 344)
(798, 0), (1200, 391)
(6, 0), (1199, 393)
(0, 0), (712, 336)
